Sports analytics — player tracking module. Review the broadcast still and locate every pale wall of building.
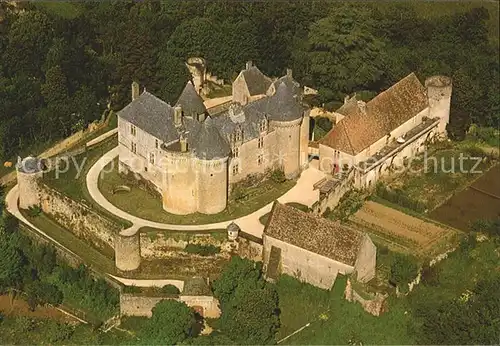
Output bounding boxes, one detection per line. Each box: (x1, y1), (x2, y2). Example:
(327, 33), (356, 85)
(353, 234), (377, 283)
(263, 235), (355, 290)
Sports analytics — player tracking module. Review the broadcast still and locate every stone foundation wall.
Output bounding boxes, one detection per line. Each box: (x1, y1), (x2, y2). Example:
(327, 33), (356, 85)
(344, 279), (388, 316)
(120, 293), (221, 318)
(139, 232), (227, 259)
(38, 183), (119, 252)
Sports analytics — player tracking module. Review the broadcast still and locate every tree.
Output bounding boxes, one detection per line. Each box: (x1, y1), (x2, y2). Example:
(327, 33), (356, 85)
(419, 274), (500, 344)
(26, 281), (63, 311)
(303, 5), (386, 99)
(141, 299), (198, 345)
(213, 257), (280, 344)
(219, 285), (280, 344)
(389, 253), (418, 290)
(212, 256), (263, 307)
(0, 239), (24, 288)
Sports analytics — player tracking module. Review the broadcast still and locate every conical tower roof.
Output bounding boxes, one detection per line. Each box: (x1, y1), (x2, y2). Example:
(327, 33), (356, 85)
(176, 81), (206, 118)
(191, 116), (230, 160)
(266, 82), (303, 121)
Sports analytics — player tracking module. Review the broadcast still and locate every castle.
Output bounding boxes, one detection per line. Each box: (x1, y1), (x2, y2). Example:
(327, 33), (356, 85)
(117, 62), (309, 215)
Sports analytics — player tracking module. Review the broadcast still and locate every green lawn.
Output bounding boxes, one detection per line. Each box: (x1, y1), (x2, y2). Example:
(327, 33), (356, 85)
(276, 235), (500, 345)
(276, 275), (414, 345)
(42, 135), (131, 228)
(99, 159), (296, 224)
(20, 211), (116, 276)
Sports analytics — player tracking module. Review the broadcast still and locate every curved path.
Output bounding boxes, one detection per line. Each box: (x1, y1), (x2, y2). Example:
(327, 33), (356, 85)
(86, 147), (326, 238)
(5, 185), (183, 289)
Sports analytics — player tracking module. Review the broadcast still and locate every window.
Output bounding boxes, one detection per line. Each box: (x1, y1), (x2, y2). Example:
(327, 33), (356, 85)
(232, 163), (239, 175)
(258, 154), (263, 166)
(259, 119), (267, 132)
(233, 147), (239, 158)
(130, 124), (136, 136)
(258, 137), (264, 149)
(149, 152), (155, 164)
(131, 142), (137, 154)
(155, 139), (159, 149)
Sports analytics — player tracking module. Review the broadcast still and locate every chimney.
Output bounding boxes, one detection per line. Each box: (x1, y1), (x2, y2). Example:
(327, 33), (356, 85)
(344, 95), (350, 104)
(246, 61), (253, 70)
(174, 106), (183, 127)
(180, 136), (188, 152)
(131, 81), (140, 101)
(286, 68), (292, 78)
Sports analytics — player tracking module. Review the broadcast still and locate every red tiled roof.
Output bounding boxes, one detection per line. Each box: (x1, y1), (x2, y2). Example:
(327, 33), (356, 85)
(320, 73), (428, 155)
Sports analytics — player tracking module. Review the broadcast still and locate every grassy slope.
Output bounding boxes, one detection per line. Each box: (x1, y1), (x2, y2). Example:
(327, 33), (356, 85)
(42, 135), (131, 228)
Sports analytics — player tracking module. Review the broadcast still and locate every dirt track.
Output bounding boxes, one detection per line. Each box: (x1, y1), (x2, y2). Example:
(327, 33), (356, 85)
(352, 201), (454, 254)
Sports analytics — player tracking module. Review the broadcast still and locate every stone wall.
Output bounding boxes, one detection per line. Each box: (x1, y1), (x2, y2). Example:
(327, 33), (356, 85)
(38, 183), (119, 252)
(311, 168), (355, 215)
(120, 293), (221, 318)
(139, 232), (227, 259)
(353, 234), (377, 283)
(263, 235), (354, 290)
(237, 236), (263, 262)
(344, 279), (387, 316)
(229, 130), (278, 185)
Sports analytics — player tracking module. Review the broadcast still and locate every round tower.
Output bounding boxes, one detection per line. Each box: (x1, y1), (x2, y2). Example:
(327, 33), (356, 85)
(196, 157), (229, 214)
(267, 82), (304, 179)
(16, 156), (44, 209)
(274, 118), (302, 178)
(162, 143), (197, 215)
(114, 231), (141, 272)
(425, 76), (452, 135)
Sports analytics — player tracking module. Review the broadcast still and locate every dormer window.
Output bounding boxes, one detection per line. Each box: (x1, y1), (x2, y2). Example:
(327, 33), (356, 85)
(234, 127), (243, 142)
(259, 119), (267, 133)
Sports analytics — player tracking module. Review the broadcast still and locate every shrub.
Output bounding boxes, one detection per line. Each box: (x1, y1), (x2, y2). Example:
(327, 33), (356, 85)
(231, 186), (248, 202)
(470, 218), (500, 237)
(420, 263), (440, 286)
(123, 285), (142, 294)
(47, 322), (74, 343)
(375, 183), (426, 212)
(389, 253), (418, 289)
(161, 284), (180, 295)
(378, 245), (389, 256)
(270, 168), (286, 184)
(184, 244), (220, 256)
(26, 281), (64, 310)
(16, 316), (36, 332)
(26, 205), (42, 217)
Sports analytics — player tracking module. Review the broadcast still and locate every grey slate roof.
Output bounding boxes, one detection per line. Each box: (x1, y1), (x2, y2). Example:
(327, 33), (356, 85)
(191, 116), (231, 160)
(118, 75), (305, 161)
(175, 81), (206, 118)
(212, 102), (268, 144)
(271, 74), (302, 99)
(117, 91), (178, 143)
(265, 82), (304, 121)
(243, 66), (272, 96)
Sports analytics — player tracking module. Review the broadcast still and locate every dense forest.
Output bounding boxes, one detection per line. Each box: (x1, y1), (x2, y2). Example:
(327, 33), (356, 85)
(0, 1), (498, 161)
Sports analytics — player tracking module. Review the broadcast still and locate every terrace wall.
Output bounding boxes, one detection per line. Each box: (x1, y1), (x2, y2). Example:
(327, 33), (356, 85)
(120, 293), (221, 318)
(37, 182), (119, 252)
